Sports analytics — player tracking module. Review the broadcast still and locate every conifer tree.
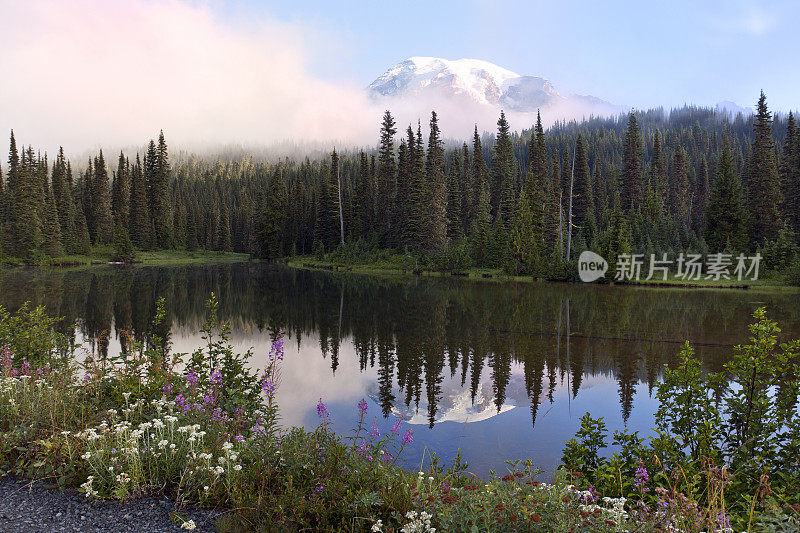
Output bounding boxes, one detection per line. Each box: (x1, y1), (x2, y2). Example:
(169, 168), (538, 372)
(446, 150), (463, 242)
(52, 148), (75, 251)
(692, 157), (710, 233)
(42, 180), (63, 257)
(746, 91), (782, 244)
(376, 111), (397, 246)
(151, 131), (174, 248)
(471, 126), (489, 221)
(572, 134), (593, 237)
(91, 150), (113, 245)
(670, 146), (690, 231)
(706, 141), (748, 251)
(508, 190), (539, 274)
(172, 180), (186, 248)
(622, 113), (644, 211)
(111, 152), (130, 233)
(491, 111), (515, 226)
(405, 123), (427, 251)
(129, 154), (150, 249)
(4, 131), (19, 253)
(217, 196), (232, 251)
(781, 112), (800, 238)
(651, 130), (668, 200)
(425, 111), (448, 252)
(11, 146), (42, 261)
(460, 142), (472, 232)
(253, 168), (288, 259)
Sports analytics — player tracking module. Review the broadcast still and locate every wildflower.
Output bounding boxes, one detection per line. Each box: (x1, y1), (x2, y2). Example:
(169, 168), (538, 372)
(391, 418), (402, 434)
(186, 370), (199, 385)
(233, 464), (242, 471)
(262, 379), (276, 396)
(371, 519), (383, 532)
(122, 392), (131, 402)
(180, 519), (196, 530)
(317, 399), (330, 420)
(402, 429), (413, 444)
(358, 398), (368, 415)
(210, 369), (222, 385)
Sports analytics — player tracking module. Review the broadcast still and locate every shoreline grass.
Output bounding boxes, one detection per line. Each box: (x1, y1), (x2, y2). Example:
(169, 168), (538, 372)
(1, 248), (250, 269)
(287, 255), (799, 292)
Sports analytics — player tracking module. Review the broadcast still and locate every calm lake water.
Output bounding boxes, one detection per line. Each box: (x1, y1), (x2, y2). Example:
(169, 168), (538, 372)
(2, 263), (799, 476)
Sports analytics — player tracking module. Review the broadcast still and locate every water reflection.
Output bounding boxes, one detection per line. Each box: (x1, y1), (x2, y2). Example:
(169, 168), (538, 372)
(2, 264), (799, 473)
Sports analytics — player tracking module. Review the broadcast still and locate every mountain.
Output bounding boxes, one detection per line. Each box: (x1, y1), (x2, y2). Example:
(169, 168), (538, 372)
(714, 100), (754, 117)
(368, 57), (624, 118)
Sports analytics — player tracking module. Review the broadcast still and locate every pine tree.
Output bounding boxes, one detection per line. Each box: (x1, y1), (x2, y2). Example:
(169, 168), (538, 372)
(425, 111), (448, 252)
(4, 131), (19, 254)
(172, 180), (186, 248)
(651, 130), (668, 200)
(706, 140), (748, 251)
(406, 123), (427, 251)
(508, 191), (539, 274)
(622, 113), (644, 211)
(376, 111), (397, 246)
(692, 157), (710, 233)
(670, 145), (690, 231)
(746, 91), (782, 244)
(129, 154), (150, 249)
(471, 126), (489, 222)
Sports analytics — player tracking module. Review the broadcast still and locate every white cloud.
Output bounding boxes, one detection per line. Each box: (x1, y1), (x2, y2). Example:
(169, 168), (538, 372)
(0, 0), (380, 155)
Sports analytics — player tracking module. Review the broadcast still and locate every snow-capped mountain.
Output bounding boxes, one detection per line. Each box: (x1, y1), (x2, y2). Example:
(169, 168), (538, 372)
(368, 57), (623, 117)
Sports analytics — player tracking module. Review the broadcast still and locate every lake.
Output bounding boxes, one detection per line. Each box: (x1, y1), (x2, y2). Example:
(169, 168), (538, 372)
(2, 262), (799, 476)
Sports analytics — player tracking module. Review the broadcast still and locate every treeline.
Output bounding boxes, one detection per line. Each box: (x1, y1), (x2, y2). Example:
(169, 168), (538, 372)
(1, 92), (799, 274)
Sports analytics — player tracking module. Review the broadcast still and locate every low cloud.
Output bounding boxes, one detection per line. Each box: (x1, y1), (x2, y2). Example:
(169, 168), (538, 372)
(0, 0), (380, 156)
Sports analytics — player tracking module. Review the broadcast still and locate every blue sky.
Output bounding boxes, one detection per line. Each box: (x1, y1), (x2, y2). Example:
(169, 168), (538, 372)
(233, 0), (799, 112)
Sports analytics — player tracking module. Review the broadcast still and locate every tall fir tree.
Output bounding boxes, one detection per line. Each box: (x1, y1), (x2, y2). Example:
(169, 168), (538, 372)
(376, 111), (397, 247)
(491, 111), (515, 226)
(151, 131), (174, 248)
(425, 111), (448, 252)
(572, 134), (594, 238)
(129, 154), (150, 249)
(42, 179), (63, 257)
(90, 150), (113, 245)
(706, 140), (748, 251)
(780, 112), (800, 239)
(111, 152), (130, 234)
(622, 113), (644, 211)
(746, 91), (783, 245)
(446, 150), (463, 242)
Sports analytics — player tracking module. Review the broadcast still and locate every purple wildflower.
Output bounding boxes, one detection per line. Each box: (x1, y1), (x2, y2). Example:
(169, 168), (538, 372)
(634, 462), (650, 490)
(262, 379), (276, 396)
(317, 399), (330, 421)
(186, 369), (199, 385)
(269, 333), (285, 362)
(358, 398), (368, 415)
(370, 424), (380, 438)
(402, 429), (413, 445)
(210, 369), (222, 385)
(235, 434), (245, 443)
(391, 419), (402, 434)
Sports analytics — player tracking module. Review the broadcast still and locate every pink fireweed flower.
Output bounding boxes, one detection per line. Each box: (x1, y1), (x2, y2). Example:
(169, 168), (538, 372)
(316, 399), (330, 421)
(269, 333), (285, 362)
(402, 429), (413, 445)
(210, 369), (222, 385)
(358, 398), (368, 415)
(391, 419), (402, 434)
(186, 369), (199, 386)
(262, 379), (276, 396)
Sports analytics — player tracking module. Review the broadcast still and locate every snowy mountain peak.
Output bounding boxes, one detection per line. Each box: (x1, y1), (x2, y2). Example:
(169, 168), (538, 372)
(368, 57), (620, 117)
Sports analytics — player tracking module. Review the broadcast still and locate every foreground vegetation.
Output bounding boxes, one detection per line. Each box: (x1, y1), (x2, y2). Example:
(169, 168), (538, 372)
(1, 298), (799, 531)
(0, 247), (250, 268)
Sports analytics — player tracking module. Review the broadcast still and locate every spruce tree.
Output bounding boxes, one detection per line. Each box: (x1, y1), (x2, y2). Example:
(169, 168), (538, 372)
(471, 126), (489, 222)
(217, 196), (232, 251)
(622, 113), (643, 211)
(670, 145), (690, 231)
(706, 141), (748, 251)
(4, 131), (19, 254)
(253, 168), (288, 259)
(425, 111), (448, 252)
(746, 91), (782, 244)
(406, 123), (427, 251)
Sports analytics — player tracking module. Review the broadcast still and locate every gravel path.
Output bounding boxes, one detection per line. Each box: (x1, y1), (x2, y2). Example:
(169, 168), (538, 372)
(0, 477), (226, 532)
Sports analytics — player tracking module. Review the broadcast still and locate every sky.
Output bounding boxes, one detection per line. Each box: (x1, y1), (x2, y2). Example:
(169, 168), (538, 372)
(0, 0), (798, 155)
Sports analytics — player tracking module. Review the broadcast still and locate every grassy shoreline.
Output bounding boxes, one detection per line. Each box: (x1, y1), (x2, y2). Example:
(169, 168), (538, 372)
(1, 249), (251, 268)
(287, 255), (798, 291)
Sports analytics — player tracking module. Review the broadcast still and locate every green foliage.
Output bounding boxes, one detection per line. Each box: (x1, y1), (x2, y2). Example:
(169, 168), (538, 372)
(562, 308), (800, 530)
(0, 302), (68, 362)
